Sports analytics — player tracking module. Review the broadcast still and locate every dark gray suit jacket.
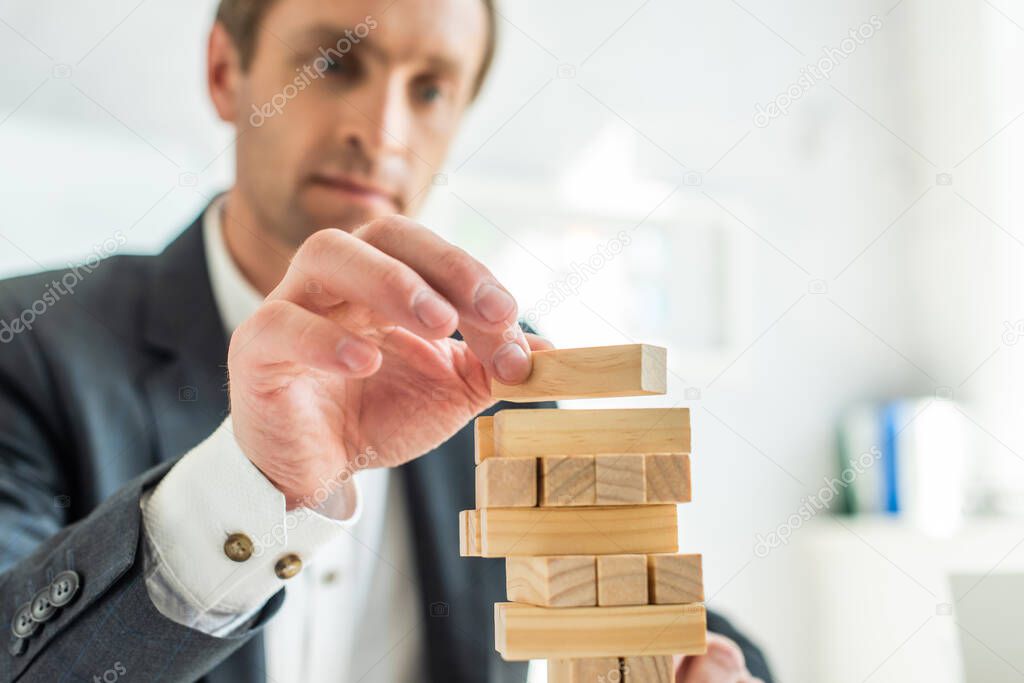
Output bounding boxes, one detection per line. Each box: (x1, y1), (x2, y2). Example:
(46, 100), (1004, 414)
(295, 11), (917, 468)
(0, 212), (772, 682)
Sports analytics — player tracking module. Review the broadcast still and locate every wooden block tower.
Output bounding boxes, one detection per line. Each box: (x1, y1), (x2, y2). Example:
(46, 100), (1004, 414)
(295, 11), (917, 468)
(460, 344), (707, 682)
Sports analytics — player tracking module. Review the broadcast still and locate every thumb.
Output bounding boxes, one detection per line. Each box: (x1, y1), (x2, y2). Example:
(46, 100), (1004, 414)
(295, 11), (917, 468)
(674, 633), (749, 682)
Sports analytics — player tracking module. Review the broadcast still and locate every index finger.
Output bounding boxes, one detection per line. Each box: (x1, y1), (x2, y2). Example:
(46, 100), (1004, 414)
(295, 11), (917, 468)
(354, 216), (534, 382)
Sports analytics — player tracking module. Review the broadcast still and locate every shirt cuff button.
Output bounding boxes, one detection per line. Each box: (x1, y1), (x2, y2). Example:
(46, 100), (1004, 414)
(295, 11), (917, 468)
(274, 553), (303, 579)
(223, 533), (254, 562)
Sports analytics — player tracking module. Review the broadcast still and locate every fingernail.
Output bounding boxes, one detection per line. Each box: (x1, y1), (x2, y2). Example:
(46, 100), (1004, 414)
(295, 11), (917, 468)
(413, 290), (455, 329)
(492, 342), (530, 383)
(336, 338), (377, 372)
(474, 283), (515, 323)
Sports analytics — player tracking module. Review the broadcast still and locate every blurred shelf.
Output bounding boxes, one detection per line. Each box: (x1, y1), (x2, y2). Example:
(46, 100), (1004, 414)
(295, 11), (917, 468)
(785, 514), (1024, 683)
(797, 514), (1024, 572)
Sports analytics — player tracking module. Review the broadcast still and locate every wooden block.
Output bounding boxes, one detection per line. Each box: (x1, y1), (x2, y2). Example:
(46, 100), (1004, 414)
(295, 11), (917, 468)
(475, 415), (495, 464)
(491, 344), (667, 402)
(539, 456), (596, 506)
(505, 556), (596, 607)
(494, 602), (706, 660)
(549, 658), (622, 683)
(476, 458), (537, 508)
(459, 510), (469, 556)
(595, 455), (645, 504)
(494, 408), (690, 458)
(596, 554), (648, 606)
(479, 505), (678, 558)
(623, 656), (672, 683)
(644, 453), (691, 503)
(647, 554), (704, 604)
(459, 509), (482, 557)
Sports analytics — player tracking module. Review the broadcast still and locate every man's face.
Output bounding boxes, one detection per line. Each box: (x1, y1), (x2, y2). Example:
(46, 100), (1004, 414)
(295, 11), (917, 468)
(225, 0), (488, 245)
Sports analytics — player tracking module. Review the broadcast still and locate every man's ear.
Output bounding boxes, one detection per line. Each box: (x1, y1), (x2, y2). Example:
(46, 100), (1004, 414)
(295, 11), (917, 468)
(208, 22), (243, 123)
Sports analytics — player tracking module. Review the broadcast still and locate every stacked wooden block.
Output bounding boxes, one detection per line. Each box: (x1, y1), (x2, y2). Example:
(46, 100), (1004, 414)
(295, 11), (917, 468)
(460, 344), (707, 682)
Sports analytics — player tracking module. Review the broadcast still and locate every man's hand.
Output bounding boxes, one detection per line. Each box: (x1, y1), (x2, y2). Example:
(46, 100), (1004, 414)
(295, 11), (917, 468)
(674, 634), (765, 683)
(227, 216), (548, 507)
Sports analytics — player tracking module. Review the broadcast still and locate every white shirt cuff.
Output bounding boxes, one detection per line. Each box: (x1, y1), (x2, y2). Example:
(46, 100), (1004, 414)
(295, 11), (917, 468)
(140, 416), (362, 628)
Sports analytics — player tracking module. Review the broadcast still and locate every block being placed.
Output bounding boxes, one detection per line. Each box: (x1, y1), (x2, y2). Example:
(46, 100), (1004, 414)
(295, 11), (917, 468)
(539, 456), (596, 506)
(596, 554), (648, 606)
(644, 453), (691, 503)
(478, 506), (678, 558)
(623, 655), (673, 683)
(475, 458), (537, 508)
(459, 509), (481, 557)
(475, 416), (495, 464)
(647, 554), (704, 604)
(595, 454), (645, 504)
(491, 344), (667, 402)
(505, 556), (596, 607)
(494, 408), (690, 458)
(548, 658), (622, 683)
(494, 602), (707, 660)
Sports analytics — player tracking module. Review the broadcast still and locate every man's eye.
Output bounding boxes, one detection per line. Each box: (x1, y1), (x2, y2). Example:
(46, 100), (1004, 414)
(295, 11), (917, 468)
(319, 56), (359, 81)
(325, 59), (352, 75)
(416, 82), (442, 103)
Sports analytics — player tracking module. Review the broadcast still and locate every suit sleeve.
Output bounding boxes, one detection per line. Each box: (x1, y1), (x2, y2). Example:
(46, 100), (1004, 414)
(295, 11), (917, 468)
(0, 311), (281, 681)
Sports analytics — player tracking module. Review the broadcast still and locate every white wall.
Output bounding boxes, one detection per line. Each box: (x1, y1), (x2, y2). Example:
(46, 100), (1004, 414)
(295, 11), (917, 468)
(2, 1), (1019, 680)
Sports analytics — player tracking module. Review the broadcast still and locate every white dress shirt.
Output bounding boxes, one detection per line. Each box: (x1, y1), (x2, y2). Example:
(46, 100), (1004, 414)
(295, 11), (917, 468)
(140, 196), (423, 682)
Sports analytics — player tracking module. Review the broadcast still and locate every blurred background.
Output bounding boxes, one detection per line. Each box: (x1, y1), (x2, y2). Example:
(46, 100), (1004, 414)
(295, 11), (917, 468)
(2, 0), (1024, 680)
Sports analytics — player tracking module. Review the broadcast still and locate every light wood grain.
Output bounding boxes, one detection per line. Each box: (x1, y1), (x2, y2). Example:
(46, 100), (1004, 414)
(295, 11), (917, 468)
(623, 656), (673, 682)
(475, 416), (495, 464)
(478, 506), (678, 558)
(548, 658), (622, 683)
(459, 509), (482, 557)
(596, 554), (648, 606)
(595, 455), (646, 505)
(539, 456), (596, 506)
(505, 556), (596, 607)
(493, 408), (690, 459)
(491, 344), (667, 402)
(494, 602), (706, 660)
(647, 554), (704, 604)
(644, 453), (691, 503)
(476, 457), (537, 508)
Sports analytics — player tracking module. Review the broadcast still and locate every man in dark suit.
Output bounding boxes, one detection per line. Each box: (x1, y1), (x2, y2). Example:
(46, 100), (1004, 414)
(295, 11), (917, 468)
(0, 0), (772, 681)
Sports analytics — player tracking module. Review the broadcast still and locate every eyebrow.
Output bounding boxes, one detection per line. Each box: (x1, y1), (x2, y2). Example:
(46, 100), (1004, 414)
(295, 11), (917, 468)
(420, 55), (462, 77)
(291, 23), (464, 75)
(292, 25), (386, 59)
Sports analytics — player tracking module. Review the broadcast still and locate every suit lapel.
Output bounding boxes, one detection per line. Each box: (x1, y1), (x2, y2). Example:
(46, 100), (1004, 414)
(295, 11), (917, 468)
(398, 435), (479, 682)
(140, 215), (231, 465)
(398, 402), (531, 683)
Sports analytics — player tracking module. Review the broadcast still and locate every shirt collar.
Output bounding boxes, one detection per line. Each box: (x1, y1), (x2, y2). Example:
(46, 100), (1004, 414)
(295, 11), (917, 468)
(202, 194), (265, 336)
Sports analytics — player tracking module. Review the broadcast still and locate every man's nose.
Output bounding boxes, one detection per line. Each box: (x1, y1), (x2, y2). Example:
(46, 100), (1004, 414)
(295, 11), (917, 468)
(339, 78), (410, 159)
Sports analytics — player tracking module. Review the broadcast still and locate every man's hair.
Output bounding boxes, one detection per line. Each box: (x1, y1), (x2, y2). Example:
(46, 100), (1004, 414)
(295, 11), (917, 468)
(215, 0), (497, 98)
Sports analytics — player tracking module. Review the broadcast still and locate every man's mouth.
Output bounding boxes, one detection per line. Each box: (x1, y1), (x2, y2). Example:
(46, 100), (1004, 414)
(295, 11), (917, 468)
(310, 174), (399, 212)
